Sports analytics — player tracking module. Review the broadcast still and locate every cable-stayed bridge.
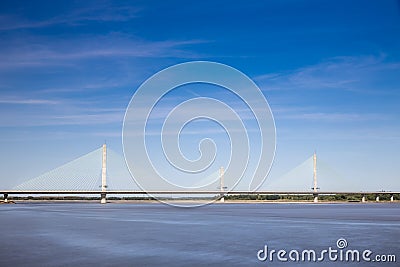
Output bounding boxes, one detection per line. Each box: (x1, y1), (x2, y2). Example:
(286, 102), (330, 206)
(1, 145), (398, 203)
(13, 145), (139, 192)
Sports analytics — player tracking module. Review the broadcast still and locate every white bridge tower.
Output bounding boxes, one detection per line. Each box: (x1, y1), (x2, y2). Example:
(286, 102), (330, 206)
(312, 151), (319, 203)
(220, 166), (225, 202)
(100, 144), (107, 204)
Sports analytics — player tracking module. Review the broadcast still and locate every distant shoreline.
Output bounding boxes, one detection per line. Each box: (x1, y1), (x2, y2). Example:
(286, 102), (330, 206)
(2, 192), (399, 204)
(1, 199), (399, 205)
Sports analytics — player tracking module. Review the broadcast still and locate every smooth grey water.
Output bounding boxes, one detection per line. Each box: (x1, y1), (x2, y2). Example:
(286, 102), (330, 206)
(0, 203), (399, 266)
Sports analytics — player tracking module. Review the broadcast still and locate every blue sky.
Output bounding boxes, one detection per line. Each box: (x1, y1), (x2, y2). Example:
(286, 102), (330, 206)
(0, 0), (399, 190)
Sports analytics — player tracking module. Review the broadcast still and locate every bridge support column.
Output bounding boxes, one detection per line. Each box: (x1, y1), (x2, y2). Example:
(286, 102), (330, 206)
(100, 144), (107, 204)
(100, 193), (107, 204)
(375, 195), (379, 202)
(313, 193), (318, 203)
(361, 195), (366, 203)
(3, 193), (8, 203)
(219, 166), (225, 203)
(390, 195), (394, 202)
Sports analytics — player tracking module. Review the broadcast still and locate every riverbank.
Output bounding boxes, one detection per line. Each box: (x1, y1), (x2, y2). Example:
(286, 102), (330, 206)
(1, 199), (398, 204)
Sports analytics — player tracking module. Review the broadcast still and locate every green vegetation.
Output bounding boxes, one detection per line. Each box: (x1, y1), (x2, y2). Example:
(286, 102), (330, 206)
(224, 193), (400, 202)
(0, 193), (398, 202)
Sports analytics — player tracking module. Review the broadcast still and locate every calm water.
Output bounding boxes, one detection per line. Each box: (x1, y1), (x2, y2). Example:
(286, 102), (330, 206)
(0, 203), (399, 266)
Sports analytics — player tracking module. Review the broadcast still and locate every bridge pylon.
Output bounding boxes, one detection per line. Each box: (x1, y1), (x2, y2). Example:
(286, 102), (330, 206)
(100, 144), (107, 204)
(220, 166), (225, 202)
(312, 151), (319, 203)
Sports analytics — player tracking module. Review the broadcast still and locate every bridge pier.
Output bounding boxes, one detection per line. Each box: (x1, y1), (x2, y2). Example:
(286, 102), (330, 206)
(375, 195), (380, 202)
(361, 195), (366, 203)
(220, 196), (225, 202)
(390, 195), (394, 202)
(100, 193), (107, 204)
(3, 193), (8, 203)
(313, 193), (318, 203)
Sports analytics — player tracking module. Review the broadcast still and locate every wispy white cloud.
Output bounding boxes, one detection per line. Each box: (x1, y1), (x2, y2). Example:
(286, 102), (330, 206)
(277, 112), (390, 123)
(278, 124), (400, 141)
(272, 108), (390, 122)
(0, 111), (124, 127)
(0, 2), (140, 31)
(0, 98), (59, 105)
(52, 112), (124, 126)
(0, 34), (207, 69)
(0, 93), (126, 127)
(256, 54), (400, 94)
(254, 55), (400, 139)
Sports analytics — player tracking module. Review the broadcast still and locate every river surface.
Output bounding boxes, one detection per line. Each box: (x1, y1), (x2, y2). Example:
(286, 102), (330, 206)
(0, 202), (399, 266)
